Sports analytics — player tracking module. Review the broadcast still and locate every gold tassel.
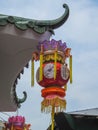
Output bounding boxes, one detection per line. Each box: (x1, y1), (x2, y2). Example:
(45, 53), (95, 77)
(54, 47), (57, 79)
(39, 45), (43, 81)
(31, 58), (34, 86)
(41, 97), (66, 113)
(69, 55), (72, 83)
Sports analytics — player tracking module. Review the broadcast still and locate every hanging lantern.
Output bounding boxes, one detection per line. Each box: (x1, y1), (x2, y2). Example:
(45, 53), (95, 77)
(36, 39), (72, 111)
(31, 39), (72, 130)
(5, 116), (31, 130)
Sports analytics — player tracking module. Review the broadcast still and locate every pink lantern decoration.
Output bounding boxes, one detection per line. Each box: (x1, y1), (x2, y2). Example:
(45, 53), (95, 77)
(5, 116), (31, 130)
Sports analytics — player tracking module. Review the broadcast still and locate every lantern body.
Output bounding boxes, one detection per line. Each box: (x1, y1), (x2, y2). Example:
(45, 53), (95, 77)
(37, 62), (69, 88)
(35, 39), (71, 113)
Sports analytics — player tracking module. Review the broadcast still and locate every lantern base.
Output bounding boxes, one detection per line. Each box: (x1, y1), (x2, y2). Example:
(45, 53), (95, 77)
(41, 96), (66, 113)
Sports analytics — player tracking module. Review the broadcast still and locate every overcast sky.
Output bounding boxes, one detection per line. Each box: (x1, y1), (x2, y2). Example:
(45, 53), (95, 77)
(0, 0), (98, 130)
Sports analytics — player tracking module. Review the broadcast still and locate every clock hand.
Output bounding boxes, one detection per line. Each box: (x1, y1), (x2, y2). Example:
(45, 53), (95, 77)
(48, 68), (52, 72)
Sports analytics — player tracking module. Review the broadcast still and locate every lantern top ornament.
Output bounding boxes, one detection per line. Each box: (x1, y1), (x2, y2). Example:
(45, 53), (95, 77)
(35, 39), (71, 60)
(8, 116), (25, 124)
(37, 39), (67, 53)
(5, 115), (31, 130)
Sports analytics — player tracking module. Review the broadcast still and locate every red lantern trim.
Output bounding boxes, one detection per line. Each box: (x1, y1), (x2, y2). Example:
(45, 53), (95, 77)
(41, 87), (66, 98)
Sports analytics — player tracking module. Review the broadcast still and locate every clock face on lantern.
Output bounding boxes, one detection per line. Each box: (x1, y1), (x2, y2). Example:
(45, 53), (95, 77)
(44, 63), (54, 79)
(61, 65), (69, 80)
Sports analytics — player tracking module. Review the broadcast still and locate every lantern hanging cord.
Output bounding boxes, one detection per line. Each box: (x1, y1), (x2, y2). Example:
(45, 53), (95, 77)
(16, 108), (19, 116)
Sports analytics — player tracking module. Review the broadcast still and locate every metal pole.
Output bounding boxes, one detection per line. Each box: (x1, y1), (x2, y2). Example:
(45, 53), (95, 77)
(51, 106), (55, 130)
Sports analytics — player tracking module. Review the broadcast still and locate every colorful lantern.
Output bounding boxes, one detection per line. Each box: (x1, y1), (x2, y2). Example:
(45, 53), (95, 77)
(31, 39), (72, 130)
(5, 116), (31, 130)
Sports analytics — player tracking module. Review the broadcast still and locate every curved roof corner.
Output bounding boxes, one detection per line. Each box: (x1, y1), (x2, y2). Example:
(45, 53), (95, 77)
(0, 3), (69, 34)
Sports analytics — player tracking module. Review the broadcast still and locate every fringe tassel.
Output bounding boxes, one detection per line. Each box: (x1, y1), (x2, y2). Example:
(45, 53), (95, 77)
(31, 59), (34, 86)
(54, 47), (57, 79)
(69, 55), (72, 83)
(41, 97), (66, 113)
(39, 45), (43, 81)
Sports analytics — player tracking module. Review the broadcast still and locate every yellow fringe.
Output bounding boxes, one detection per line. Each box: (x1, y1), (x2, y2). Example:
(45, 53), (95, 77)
(39, 53), (43, 81)
(69, 55), (72, 83)
(39, 45), (43, 81)
(31, 59), (34, 86)
(41, 97), (66, 113)
(54, 48), (57, 79)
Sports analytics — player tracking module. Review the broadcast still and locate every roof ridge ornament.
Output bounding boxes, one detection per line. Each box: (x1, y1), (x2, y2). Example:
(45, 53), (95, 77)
(0, 3), (69, 33)
(34, 3), (69, 29)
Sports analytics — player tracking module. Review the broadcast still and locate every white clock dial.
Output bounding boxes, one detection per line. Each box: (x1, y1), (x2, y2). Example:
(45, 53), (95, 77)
(44, 63), (54, 79)
(61, 65), (69, 80)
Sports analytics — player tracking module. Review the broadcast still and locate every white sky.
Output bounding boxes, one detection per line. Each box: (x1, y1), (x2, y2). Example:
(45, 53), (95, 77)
(0, 0), (98, 130)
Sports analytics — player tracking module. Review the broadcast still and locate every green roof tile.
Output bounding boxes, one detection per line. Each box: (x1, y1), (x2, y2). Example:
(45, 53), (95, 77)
(0, 4), (69, 34)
